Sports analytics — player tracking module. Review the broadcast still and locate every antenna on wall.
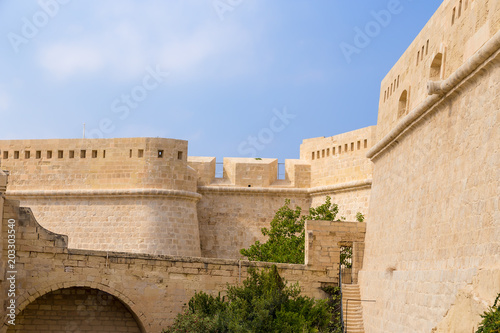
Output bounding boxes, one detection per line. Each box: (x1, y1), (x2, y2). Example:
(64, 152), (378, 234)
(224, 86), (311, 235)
(83, 123), (86, 139)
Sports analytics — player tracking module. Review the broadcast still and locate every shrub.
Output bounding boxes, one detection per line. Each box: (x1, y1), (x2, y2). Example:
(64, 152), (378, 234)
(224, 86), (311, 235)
(476, 293), (500, 333)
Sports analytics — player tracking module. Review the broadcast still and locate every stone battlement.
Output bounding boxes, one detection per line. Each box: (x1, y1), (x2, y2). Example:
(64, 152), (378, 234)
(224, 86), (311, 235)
(377, 0), (500, 140)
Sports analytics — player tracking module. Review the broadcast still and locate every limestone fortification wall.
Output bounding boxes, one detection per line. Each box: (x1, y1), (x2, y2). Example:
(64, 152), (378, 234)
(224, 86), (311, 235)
(359, 0), (500, 330)
(0, 195), (363, 333)
(0, 138), (202, 257)
(377, 0), (500, 141)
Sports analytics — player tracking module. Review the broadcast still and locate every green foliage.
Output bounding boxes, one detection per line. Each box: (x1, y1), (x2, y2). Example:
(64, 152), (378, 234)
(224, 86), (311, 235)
(356, 212), (365, 222)
(320, 286), (343, 333)
(476, 293), (500, 333)
(240, 197), (340, 264)
(163, 265), (333, 333)
(340, 246), (352, 269)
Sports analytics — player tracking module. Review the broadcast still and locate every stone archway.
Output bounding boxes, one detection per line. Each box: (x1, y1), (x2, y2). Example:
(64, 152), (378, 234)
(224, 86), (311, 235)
(7, 287), (146, 333)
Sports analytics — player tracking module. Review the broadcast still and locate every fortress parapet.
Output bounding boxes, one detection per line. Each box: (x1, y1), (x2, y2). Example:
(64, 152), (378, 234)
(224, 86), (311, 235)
(188, 157), (311, 188)
(377, 0), (500, 140)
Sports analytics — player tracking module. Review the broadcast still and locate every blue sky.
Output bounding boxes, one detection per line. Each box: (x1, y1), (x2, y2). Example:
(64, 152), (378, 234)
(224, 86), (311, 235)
(0, 0), (441, 161)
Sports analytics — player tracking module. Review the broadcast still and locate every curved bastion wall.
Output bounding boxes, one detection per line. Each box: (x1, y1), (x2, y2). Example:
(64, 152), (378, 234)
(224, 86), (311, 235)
(0, 137), (201, 257)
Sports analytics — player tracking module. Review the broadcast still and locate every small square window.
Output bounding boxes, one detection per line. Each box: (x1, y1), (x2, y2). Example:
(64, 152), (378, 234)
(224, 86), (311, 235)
(80, 150), (86, 158)
(25, 151), (31, 159)
(138, 149), (144, 158)
(177, 151), (183, 160)
(58, 150), (64, 159)
(69, 150), (75, 158)
(158, 150), (164, 158)
(47, 151), (53, 159)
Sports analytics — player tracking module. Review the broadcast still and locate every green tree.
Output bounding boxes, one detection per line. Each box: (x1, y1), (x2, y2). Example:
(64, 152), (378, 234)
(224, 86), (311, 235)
(476, 293), (500, 333)
(240, 196), (340, 264)
(162, 265), (331, 333)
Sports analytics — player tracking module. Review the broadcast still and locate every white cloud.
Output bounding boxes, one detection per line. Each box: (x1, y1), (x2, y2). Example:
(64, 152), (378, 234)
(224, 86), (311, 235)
(36, 1), (261, 82)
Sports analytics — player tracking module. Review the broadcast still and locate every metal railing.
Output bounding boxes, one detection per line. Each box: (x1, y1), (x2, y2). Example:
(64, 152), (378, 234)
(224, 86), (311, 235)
(338, 262), (345, 333)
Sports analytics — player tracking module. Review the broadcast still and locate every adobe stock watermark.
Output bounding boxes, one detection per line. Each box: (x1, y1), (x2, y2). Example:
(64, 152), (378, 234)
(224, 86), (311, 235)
(7, 0), (72, 54)
(212, 0), (244, 21)
(339, 0), (404, 64)
(237, 107), (296, 157)
(6, 218), (17, 326)
(86, 65), (169, 139)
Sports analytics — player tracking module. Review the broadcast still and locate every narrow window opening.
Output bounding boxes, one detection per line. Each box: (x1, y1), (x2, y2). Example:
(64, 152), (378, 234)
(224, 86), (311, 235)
(384, 90), (386, 102)
(158, 150), (164, 158)
(339, 146), (342, 154)
(69, 150), (75, 159)
(332, 147), (336, 155)
(326, 148), (330, 157)
(350, 142), (354, 151)
(345, 144), (348, 152)
(322, 149), (325, 158)
(421, 46), (424, 60)
(36, 151), (41, 159)
(464, 0), (468, 10)
(312, 152), (315, 160)
(430, 53), (443, 81)
(317, 150), (320, 159)
(129, 149), (133, 158)
(102, 150), (106, 158)
(177, 151), (183, 160)
(14, 151), (19, 159)
(58, 150), (64, 159)
(417, 51), (420, 65)
(80, 150), (86, 158)
(393, 79), (396, 91)
(364, 140), (368, 148)
(398, 90), (408, 118)
(452, 7), (456, 25)
(92, 150), (98, 158)
(138, 149), (144, 158)
(458, 0), (462, 18)
(426, 40), (429, 55)
(391, 83), (393, 93)
(2, 151), (8, 159)
(397, 75), (400, 88)
(25, 151), (30, 159)
(357, 141), (361, 150)
(47, 151), (53, 159)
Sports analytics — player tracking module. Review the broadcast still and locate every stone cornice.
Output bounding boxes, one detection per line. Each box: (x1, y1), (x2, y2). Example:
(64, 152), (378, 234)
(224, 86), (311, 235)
(6, 188), (202, 201)
(368, 29), (500, 161)
(198, 179), (372, 196)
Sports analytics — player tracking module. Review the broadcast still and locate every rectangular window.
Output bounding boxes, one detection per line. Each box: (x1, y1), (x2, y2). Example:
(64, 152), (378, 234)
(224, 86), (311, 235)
(458, 0), (462, 18)
(25, 151), (30, 159)
(332, 147), (336, 155)
(177, 151), (183, 160)
(421, 46), (424, 60)
(103, 150), (106, 158)
(357, 141), (361, 150)
(158, 150), (164, 158)
(364, 139), (368, 148)
(47, 151), (53, 159)
(452, 8), (456, 25)
(138, 149), (144, 158)
(326, 148), (330, 157)
(14, 151), (19, 159)
(345, 144), (348, 152)
(426, 40), (429, 55)
(80, 150), (86, 158)
(322, 149), (325, 158)
(129, 149), (133, 158)
(417, 51), (420, 65)
(397, 75), (400, 88)
(58, 150), (64, 159)
(339, 146), (342, 154)
(384, 90), (386, 102)
(351, 142), (354, 151)
(2, 151), (8, 159)
(69, 150), (75, 158)
(92, 150), (98, 158)
(393, 79), (396, 91)
(312, 152), (315, 160)
(36, 151), (41, 159)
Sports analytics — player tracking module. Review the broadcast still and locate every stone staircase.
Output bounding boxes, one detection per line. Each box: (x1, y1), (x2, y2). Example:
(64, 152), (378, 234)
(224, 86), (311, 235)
(342, 284), (365, 333)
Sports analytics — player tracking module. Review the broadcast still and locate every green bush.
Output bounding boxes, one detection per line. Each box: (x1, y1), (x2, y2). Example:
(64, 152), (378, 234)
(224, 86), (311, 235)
(163, 265), (333, 333)
(476, 293), (500, 333)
